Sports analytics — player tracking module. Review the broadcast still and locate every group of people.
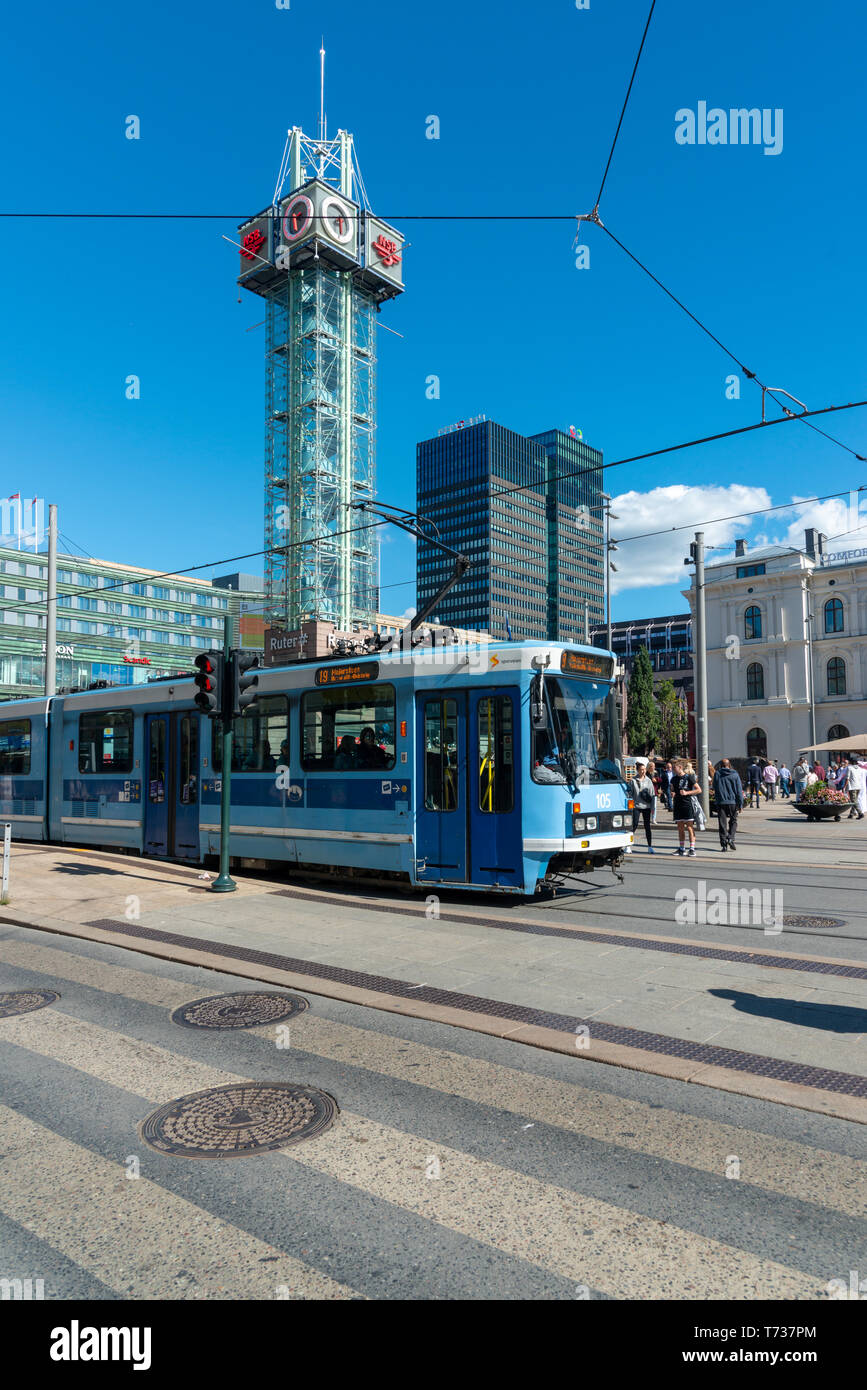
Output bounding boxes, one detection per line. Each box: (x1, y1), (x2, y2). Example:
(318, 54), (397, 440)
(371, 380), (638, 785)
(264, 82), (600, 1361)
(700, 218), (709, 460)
(625, 757), (709, 857)
(625, 749), (867, 856)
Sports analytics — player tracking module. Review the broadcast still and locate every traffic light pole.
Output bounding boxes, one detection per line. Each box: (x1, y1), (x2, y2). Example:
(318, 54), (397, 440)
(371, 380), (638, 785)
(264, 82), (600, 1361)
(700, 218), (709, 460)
(211, 620), (236, 893)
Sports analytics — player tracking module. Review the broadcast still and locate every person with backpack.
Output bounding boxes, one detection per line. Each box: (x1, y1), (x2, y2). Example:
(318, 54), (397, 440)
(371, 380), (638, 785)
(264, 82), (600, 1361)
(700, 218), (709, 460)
(671, 758), (703, 857)
(712, 758), (743, 851)
(626, 758), (656, 854)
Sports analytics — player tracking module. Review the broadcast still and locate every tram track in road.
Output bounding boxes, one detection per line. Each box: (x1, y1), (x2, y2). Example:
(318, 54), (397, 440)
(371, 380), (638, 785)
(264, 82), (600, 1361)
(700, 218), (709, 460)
(536, 897), (867, 947)
(265, 884), (867, 971)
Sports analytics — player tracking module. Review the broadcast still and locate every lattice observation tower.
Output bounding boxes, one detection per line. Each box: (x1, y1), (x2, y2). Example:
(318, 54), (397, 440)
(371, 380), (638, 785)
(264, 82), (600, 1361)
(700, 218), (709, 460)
(238, 122), (404, 630)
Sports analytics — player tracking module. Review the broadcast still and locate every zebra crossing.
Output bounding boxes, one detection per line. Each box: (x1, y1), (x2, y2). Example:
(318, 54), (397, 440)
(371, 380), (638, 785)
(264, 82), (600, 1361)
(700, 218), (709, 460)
(0, 924), (864, 1301)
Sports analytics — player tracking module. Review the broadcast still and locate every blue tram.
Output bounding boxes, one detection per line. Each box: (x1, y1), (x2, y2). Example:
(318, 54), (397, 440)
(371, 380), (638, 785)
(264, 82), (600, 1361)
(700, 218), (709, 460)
(0, 641), (632, 895)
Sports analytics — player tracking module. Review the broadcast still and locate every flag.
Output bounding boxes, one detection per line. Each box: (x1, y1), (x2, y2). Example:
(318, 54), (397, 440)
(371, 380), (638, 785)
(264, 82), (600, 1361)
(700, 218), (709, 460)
(505, 617), (513, 641)
(9, 493), (19, 500)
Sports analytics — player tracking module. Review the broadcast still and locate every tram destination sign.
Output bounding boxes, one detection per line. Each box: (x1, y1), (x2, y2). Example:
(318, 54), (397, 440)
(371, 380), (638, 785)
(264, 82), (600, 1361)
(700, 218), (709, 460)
(314, 661), (380, 686)
(561, 650), (614, 679)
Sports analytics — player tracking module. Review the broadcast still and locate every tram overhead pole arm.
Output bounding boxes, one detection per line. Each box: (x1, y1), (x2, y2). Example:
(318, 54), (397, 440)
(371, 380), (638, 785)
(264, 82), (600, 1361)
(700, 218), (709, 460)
(350, 502), (471, 633)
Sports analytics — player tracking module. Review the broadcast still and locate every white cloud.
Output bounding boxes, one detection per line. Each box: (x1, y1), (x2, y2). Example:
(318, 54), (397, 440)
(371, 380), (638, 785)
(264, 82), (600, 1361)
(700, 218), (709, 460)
(608, 484), (771, 594)
(401, 605), (417, 620)
(762, 492), (867, 555)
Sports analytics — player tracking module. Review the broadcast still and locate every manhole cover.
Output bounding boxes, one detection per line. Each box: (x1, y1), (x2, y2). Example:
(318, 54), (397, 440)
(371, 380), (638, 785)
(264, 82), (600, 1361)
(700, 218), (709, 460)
(171, 992), (308, 1030)
(0, 989), (60, 1018)
(781, 915), (844, 930)
(139, 1082), (338, 1159)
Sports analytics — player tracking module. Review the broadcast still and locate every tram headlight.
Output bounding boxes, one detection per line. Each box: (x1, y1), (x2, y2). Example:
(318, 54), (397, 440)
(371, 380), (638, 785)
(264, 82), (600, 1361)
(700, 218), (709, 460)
(573, 816), (585, 831)
(611, 815), (623, 827)
(585, 816), (597, 830)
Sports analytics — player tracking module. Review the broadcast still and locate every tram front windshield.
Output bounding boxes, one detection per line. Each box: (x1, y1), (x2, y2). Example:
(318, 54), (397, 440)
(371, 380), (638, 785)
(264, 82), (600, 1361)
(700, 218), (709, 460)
(532, 677), (622, 785)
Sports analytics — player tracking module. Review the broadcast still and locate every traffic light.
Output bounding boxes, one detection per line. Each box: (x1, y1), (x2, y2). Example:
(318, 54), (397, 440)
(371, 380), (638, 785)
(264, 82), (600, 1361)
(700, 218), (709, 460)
(232, 652), (260, 718)
(193, 651), (223, 717)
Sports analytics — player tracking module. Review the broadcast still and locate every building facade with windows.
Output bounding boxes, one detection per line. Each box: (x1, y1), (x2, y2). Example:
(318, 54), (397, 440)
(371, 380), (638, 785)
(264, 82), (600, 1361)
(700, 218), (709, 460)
(416, 419), (604, 641)
(688, 529), (867, 763)
(0, 546), (254, 701)
(591, 613), (694, 691)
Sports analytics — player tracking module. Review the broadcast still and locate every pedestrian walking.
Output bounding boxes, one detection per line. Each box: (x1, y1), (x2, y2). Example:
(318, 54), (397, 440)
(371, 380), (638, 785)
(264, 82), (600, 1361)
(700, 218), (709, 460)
(845, 757), (867, 819)
(712, 758), (743, 851)
(762, 760), (779, 800)
(778, 762), (791, 797)
(659, 761), (674, 812)
(747, 758), (763, 808)
(626, 758), (656, 853)
(792, 756), (809, 801)
(671, 758), (703, 857)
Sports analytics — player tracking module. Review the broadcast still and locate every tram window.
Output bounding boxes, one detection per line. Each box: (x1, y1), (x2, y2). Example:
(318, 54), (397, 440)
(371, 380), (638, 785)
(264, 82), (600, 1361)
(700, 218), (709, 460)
(148, 720), (166, 803)
(478, 696), (514, 813)
(0, 718), (31, 775)
(424, 699), (458, 812)
(179, 716), (198, 804)
(212, 696), (288, 773)
(78, 709), (133, 773)
(301, 683), (396, 771)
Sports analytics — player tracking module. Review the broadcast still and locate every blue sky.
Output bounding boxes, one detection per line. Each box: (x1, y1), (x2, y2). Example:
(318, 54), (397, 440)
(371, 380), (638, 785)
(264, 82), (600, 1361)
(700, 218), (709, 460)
(1, 0), (864, 620)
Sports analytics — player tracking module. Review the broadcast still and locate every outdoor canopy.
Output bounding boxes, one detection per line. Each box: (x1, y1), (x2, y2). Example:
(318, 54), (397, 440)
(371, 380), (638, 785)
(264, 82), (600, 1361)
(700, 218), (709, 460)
(798, 735), (867, 753)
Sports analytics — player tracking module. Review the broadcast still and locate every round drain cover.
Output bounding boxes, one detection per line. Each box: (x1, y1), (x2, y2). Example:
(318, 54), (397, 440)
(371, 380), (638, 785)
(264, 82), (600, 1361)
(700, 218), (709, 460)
(171, 992), (308, 1030)
(781, 914), (844, 930)
(139, 1082), (338, 1159)
(0, 989), (59, 1018)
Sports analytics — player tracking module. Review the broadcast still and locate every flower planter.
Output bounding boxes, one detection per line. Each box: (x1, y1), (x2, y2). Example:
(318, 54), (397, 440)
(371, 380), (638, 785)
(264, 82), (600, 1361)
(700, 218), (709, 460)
(792, 801), (848, 823)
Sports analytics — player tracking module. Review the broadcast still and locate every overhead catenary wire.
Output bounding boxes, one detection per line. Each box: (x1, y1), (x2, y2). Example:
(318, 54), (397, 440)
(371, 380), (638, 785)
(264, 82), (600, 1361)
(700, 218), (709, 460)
(9, 402), (865, 620)
(593, 0), (657, 211)
(488, 397), (867, 506)
(3, 520), (389, 615)
(598, 223), (865, 463)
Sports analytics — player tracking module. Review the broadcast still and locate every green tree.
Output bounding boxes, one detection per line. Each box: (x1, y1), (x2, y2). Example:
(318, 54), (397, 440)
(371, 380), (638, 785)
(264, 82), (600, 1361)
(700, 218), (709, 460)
(625, 647), (659, 755)
(655, 679), (688, 759)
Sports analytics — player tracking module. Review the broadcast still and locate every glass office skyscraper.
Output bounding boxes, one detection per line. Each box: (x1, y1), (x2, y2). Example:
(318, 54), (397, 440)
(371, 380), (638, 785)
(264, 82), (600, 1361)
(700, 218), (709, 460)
(416, 419), (604, 641)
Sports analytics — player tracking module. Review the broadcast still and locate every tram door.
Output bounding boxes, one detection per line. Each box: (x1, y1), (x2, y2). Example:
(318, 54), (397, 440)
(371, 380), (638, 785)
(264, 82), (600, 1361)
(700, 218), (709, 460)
(144, 713), (200, 859)
(468, 689), (522, 889)
(415, 693), (467, 882)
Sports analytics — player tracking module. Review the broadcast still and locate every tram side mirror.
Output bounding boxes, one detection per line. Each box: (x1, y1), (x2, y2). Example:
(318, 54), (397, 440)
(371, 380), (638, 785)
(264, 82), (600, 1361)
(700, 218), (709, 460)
(531, 702), (548, 730)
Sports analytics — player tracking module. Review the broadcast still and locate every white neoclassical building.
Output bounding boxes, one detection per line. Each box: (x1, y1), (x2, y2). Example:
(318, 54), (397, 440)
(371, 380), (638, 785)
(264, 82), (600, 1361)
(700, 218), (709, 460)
(685, 529), (867, 765)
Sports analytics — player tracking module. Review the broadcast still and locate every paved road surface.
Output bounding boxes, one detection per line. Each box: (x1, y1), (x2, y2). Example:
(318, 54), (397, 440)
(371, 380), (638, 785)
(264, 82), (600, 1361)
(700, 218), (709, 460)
(1, 924), (864, 1300)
